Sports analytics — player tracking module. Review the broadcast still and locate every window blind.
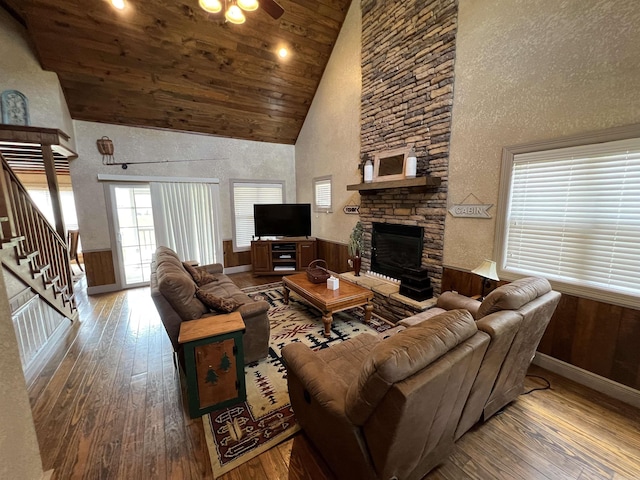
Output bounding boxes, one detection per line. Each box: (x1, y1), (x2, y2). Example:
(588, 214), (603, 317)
(232, 182), (284, 250)
(314, 177), (332, 212)
(505, 137), (640, 297)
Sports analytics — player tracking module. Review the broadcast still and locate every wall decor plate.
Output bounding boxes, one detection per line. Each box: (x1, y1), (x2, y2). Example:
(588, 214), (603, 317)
(1, 90), (30, 125)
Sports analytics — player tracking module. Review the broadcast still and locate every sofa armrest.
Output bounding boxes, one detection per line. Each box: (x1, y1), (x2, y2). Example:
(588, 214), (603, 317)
(199, 263), (224, 274)
(378, 325), (406, 339)
(178, 311), (245, 344)
(437, 291), (481, 318)
(282, 342), (348, 417)
(238, 300), (269, 319)
(475, 310), (521, 339)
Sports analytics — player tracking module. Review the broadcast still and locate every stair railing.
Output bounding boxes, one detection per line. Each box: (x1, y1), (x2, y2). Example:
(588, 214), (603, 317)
(0, 154), (74, 308)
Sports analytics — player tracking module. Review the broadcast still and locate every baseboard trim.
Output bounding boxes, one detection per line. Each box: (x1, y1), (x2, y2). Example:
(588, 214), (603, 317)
(533, 353), (640, 408)
(87, 284), (119, 295)
(224, 265), (252, 274)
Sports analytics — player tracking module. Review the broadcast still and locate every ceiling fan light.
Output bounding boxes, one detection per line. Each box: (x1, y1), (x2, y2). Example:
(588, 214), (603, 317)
(199, 0), (222, 13)
(237, 0), (259, 12)
(225, 4), (246, 24)
(111, 0), (126, 10)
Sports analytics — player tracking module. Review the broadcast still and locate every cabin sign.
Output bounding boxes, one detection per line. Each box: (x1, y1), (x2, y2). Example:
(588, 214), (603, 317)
(448, 203), (493, 218)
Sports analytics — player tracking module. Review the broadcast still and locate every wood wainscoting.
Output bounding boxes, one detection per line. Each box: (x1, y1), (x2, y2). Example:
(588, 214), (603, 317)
(538, 294), (640, 391)
(442, 266), (640, 391)
(83, 249), (116, 287)
(223, 240), (251, 268)
(84, 242), (254, 288)
(442, 266), (505, 297)
(316, 238), (350, 274)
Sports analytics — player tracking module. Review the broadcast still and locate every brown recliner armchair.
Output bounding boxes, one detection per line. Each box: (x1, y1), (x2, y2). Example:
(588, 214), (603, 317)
(399, 276), (561, 438)
(282, 309), (490, 480)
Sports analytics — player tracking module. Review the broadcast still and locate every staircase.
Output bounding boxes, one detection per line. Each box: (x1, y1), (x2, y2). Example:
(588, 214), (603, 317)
(0, 154), (77, 321)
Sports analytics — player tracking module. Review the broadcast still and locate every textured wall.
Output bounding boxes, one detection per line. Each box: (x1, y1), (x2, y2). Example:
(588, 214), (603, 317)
(445, 0), (640, 270)
(71, 121), (295, 251)
(0, 271), (44, 479)
(295, 0), (362, 247)
(0, 9), (75, 150)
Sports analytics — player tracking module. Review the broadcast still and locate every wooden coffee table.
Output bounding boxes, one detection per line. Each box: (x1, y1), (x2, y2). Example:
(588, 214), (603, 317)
(282, 273), (374, 337)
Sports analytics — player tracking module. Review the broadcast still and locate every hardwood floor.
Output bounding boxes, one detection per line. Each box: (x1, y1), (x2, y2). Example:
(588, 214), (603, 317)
(28, 273), (640, 479)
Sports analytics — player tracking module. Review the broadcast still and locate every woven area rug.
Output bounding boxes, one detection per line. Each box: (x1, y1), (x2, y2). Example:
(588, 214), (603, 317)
(203, 282), (391, 476)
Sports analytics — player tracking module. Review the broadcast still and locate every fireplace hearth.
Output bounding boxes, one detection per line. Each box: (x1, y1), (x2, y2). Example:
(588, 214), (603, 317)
(371, 223), (423, 279)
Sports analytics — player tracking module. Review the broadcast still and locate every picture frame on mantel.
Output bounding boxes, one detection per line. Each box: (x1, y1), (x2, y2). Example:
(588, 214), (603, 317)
(373, 147), (410, 182)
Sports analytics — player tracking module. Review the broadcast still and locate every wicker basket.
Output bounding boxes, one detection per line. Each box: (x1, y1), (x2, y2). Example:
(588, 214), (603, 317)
(306, 259), (330, 284)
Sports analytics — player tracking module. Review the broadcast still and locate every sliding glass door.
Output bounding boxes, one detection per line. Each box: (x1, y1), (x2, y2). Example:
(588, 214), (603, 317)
(110, 184), (156, 287)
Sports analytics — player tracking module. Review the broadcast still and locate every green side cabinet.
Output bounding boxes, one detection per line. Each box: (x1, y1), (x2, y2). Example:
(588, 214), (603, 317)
(179, 311), (246, 418)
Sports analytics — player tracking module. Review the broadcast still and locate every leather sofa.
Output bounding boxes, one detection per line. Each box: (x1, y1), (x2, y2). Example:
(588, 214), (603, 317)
(282, 276), (560, 479)
(282, 309), (490, 480)
(399, 276), (561, 439)
(150, 246), (270, 365)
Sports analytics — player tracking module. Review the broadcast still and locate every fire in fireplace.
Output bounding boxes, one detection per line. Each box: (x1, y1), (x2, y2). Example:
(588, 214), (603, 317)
(371, 223), (424, 279)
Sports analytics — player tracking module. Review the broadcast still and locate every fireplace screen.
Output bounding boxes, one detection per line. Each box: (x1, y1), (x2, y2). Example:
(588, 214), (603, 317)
(371, 223), (423, 279)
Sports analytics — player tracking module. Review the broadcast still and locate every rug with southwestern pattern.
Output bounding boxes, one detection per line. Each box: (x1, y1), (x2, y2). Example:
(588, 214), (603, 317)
(203, 282), (391, 476)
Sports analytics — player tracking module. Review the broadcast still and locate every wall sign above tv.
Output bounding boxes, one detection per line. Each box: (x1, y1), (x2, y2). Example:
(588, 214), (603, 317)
(254, 203), (312, 238)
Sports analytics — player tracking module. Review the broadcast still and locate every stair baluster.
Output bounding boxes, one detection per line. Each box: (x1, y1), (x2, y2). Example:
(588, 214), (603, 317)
(0, 154), (76, 320)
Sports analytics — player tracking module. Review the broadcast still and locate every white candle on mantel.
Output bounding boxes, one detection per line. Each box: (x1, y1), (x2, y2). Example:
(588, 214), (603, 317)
(364, 160), (374, 183)
(405, 147), (417, 178)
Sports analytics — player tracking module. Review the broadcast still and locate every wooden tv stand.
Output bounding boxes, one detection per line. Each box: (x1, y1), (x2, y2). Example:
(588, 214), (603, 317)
(251, 238), (317, 276)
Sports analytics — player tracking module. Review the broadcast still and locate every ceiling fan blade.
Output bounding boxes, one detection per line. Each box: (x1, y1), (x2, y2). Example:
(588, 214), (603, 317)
(261, 0), (284, 19)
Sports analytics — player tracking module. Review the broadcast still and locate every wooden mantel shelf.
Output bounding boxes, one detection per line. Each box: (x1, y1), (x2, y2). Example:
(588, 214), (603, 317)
(347, 176), (441, 193)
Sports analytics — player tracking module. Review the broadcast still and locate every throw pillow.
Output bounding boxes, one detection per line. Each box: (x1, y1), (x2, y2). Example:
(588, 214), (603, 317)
(195, 288), (241, 313)
(183, 262), (219, 286)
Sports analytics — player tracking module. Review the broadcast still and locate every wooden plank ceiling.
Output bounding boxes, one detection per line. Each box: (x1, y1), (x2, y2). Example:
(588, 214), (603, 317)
(3, 0), (352, 145)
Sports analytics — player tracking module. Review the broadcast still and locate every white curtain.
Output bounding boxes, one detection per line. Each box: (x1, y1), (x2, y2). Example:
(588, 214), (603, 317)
(150, 182), (222, 265)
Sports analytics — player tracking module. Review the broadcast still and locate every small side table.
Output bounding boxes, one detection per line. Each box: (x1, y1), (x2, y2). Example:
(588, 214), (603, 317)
(178, 311), (246, 418)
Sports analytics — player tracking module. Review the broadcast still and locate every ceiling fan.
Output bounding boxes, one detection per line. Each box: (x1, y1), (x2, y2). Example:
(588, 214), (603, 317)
(198, 0), (284, 23)
(261, 0), (284, 19)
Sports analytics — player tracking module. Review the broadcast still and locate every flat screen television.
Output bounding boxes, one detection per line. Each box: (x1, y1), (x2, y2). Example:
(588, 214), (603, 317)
(254, 203), (311, 238)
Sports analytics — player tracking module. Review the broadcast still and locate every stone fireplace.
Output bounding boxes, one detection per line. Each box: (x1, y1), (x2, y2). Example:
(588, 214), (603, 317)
(358, 0), (458, 296)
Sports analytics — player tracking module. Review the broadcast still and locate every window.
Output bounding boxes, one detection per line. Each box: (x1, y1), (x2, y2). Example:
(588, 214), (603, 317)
(313, 176), (332, 213)
(26, 188), (79, 231)
(497, 133), (640, 308)
(98, 174), (222, 286)
(231, 180), (285, 251)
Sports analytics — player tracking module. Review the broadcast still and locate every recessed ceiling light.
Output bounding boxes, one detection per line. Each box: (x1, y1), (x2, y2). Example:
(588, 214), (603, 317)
(278, 47), (288, 59)
(111, 0), (125, 10)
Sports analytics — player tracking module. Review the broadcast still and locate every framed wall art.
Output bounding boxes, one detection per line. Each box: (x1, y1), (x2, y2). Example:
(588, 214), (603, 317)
(1, 90), (30, 126)
(372, 147), (410, 182)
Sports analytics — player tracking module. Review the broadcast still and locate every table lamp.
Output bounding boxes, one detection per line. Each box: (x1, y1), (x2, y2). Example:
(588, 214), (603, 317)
(471, 259), (499, 301)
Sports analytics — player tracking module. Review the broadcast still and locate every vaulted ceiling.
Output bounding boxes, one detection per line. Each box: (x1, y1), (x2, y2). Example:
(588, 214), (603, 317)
(2, 0), (353, 144)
